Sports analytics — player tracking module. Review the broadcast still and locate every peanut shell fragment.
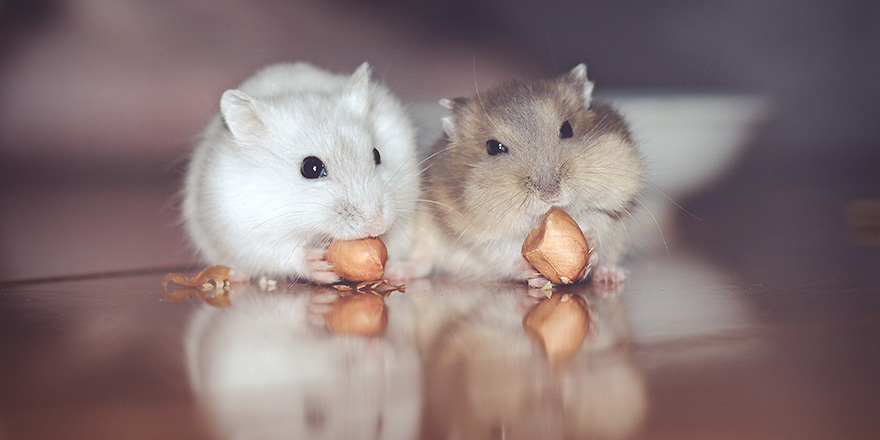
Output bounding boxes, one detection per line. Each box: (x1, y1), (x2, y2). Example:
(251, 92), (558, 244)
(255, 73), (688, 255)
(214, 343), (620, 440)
(162, 265), (232, 307)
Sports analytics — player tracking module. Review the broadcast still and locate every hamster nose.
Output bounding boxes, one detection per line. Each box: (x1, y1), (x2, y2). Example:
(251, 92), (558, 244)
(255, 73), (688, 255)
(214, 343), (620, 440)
(338, 202), (361, 219)
(527, 175), (561, 202)
(338, 202), (388, 237)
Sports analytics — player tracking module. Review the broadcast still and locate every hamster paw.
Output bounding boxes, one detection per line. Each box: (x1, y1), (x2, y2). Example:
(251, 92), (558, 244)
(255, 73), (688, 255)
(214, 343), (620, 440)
(528, 276), (554, 289)
(305, 248), (342, 285)
(515, 257), (553, 288)
(383, 258), (432, 282)
(584, 230), (600, 273)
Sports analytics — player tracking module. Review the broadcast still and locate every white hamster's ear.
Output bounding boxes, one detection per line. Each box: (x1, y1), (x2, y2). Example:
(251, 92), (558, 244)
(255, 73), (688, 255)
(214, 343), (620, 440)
(565, 63), (595, 108)
(220, 89), (265, 142)
(439, 97), (468, 138)
(351, 61), (371, 87)
(344, 62), (372, 114)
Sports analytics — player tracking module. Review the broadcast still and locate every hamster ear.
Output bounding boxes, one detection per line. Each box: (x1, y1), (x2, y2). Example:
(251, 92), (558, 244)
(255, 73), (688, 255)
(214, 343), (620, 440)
(351, 62), (371, 87)
(441, 116), (457, 138)
(220, 89), (265, 141)
(439, 97), (468, 138)
(344, 62), (372, 114)
(564, 63), (595, 108)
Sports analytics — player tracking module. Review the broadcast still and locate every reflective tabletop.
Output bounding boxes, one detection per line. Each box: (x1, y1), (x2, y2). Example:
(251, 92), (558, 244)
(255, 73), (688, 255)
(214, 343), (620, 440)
(1, 153), (879, 440)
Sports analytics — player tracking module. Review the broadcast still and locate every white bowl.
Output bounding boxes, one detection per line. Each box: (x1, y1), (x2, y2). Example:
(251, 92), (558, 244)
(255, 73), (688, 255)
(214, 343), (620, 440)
(605, 92), (770, 199)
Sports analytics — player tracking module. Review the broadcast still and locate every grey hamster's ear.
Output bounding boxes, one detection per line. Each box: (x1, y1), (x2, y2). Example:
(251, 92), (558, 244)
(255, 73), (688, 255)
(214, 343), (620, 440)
(565, 63), (595, 108)
(439, 97), (468, 138)
(220, 89), (265, 141)
(441, 117), (456, 138)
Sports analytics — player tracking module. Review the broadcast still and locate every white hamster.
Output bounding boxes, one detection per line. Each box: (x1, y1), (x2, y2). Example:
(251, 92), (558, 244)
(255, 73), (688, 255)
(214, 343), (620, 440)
(182, 62), (420, 284)
(416, 64), (645, 287)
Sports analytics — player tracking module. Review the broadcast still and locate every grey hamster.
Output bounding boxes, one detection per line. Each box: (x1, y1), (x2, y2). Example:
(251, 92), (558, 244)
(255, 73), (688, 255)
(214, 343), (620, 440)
(416, 64), (644, 286)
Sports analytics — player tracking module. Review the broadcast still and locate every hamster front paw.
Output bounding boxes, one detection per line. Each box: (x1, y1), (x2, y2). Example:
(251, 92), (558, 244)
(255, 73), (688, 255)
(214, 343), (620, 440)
(583, 229), (600, 279)
(383, 258), (433, 282)
(515, 257), (553, 288)
(304, 247), (342, 285)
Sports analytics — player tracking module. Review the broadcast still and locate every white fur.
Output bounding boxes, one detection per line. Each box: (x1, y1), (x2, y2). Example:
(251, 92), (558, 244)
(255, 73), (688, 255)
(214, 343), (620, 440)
(183, 62), (420, 282)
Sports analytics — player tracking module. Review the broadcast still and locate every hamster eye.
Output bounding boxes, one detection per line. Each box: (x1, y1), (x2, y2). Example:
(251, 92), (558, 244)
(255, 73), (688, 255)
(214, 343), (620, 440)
(373, 148), (381, 165)
(560, 120), (573, 139)
(486, 139), (508, 156)
(301, 156), (327, 179)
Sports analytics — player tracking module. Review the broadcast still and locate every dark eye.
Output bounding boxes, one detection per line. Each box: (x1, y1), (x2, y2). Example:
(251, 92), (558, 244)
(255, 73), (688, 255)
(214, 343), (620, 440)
(373, 148), (381, 165)
(560, 120), (573, 139)
(486, 139), (508, 156)
(301, 156), (327, 179)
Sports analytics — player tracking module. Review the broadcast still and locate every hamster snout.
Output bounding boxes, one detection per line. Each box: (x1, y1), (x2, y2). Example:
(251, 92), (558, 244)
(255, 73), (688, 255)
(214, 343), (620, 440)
(336, 200), (390, 238)
(523, 169), (564, 203)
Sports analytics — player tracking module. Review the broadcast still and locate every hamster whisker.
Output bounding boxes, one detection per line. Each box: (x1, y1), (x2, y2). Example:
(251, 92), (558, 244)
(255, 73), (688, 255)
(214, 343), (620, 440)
(231, 209), (322, 240)
(386, 156), (424, 191)
(431, 216), (480, 283)
(276, 240), (304, 274)
(236, 221), (322, 255)
(416, 198), (466, 221)
(417, 144), (457, 171)
(458, 220), (512, 277)
(234, 203), (334, 237)
(589, 177), (667, 253)
(631, 195), (670, 254)
(471, 60), (502, 136)
(589, 112), (613, 133)
(633, 177), (701, 221)
(609, 209), (634, 249)
(417, 144), (462, 176)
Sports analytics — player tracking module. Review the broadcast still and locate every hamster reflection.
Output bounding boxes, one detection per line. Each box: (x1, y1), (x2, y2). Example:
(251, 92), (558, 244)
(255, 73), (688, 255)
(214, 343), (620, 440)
(182, 280), (646, 440)
(414, 281), (647, 440)
(184, 284), (421, 440)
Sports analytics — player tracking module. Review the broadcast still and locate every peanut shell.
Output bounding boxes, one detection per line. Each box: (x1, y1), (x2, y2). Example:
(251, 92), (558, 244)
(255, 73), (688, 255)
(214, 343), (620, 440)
(521, 207), (589, 284)
(326, 237), (387, 282)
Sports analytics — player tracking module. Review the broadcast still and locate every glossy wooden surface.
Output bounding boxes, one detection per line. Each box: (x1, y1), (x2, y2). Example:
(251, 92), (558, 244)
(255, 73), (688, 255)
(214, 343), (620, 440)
(1, 152), (878, 439)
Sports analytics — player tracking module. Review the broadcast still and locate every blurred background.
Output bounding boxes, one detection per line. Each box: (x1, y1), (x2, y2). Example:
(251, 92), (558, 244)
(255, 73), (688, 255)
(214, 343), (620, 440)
(1, 0), (878, 283)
